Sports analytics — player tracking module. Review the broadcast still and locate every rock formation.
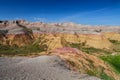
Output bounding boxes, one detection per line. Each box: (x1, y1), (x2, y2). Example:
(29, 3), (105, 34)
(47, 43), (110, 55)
(0, 20), (120, 50)
(0, 20), (120, 80)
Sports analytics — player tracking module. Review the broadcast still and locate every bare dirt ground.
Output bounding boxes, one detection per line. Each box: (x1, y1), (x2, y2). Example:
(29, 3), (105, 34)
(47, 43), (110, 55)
(0, 56), (100, 80)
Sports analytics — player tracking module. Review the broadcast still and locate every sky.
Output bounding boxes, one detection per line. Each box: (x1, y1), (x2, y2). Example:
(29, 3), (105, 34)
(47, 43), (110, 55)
(0, 0), (120, 25)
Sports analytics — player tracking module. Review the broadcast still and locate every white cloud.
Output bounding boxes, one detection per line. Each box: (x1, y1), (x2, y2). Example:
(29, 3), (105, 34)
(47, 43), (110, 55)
(58, 8), (108, 23)
(33, 17), (47, 22)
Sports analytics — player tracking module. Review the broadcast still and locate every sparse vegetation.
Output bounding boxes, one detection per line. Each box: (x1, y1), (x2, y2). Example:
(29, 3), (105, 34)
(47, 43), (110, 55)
(109, 39), (120, 44)
(86, 70), (98, 76)
(0, 43), (47, 56)
(100, 72), (114, 80)
(85, 61), (114, 80)
(109, 39), (120, 52)
(70, 43), (111, 54)
(70, 42), (119, 80)
(82, 47), (111, 54)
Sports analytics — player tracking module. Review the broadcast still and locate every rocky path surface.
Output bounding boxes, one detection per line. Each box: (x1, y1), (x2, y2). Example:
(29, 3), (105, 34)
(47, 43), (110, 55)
(0, 56), (101, 80)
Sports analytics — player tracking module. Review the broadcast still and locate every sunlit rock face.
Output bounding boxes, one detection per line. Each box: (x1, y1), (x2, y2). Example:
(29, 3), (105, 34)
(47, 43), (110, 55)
(103, 32), (120, 41)
(0, 20), (119, 49)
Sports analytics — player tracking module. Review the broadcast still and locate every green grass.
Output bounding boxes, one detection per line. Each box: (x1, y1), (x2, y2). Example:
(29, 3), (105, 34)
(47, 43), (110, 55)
(101, 55), (120, 73)
(70, 43), (117, 80)
(70, 43), (111, 54)
(82, 47), (111, 54)
(0, 43), (48, 56)
(85, 65), (115, 80)
(0, 33), (49, 56)
(100, 72), (114, 80)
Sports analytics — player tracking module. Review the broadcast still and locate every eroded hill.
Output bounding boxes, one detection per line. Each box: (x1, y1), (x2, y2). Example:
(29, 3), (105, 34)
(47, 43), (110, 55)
(0, 20), (120, 80)
(0, 20), (119, 49)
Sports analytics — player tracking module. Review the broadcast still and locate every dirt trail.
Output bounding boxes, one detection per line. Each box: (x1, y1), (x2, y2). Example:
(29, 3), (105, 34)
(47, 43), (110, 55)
(0, 56), (100, 80)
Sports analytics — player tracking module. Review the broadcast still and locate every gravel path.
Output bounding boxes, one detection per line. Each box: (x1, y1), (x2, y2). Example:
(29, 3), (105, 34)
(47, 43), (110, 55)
(0, 56), (101, 80)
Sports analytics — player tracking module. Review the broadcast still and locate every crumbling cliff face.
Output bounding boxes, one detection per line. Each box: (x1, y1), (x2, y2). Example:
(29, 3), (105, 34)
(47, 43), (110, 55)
(0, 20), (119, 50)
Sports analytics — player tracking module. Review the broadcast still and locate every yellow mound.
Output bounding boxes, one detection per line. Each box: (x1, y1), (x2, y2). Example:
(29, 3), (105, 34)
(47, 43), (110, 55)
(0, 33), (112, 50)
(103, 32), (120, 41)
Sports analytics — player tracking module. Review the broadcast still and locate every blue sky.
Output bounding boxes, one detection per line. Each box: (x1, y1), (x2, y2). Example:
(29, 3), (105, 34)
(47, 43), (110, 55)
(0, 0), (120, 25)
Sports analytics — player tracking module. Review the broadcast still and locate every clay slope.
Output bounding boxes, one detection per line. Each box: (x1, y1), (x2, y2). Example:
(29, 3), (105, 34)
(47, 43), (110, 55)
(48, 47), (120, 80)
(32, 33), (112, 50)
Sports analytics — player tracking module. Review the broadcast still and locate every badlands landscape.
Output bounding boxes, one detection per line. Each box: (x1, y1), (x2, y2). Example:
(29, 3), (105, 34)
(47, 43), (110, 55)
(0, 20), (120, 80)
